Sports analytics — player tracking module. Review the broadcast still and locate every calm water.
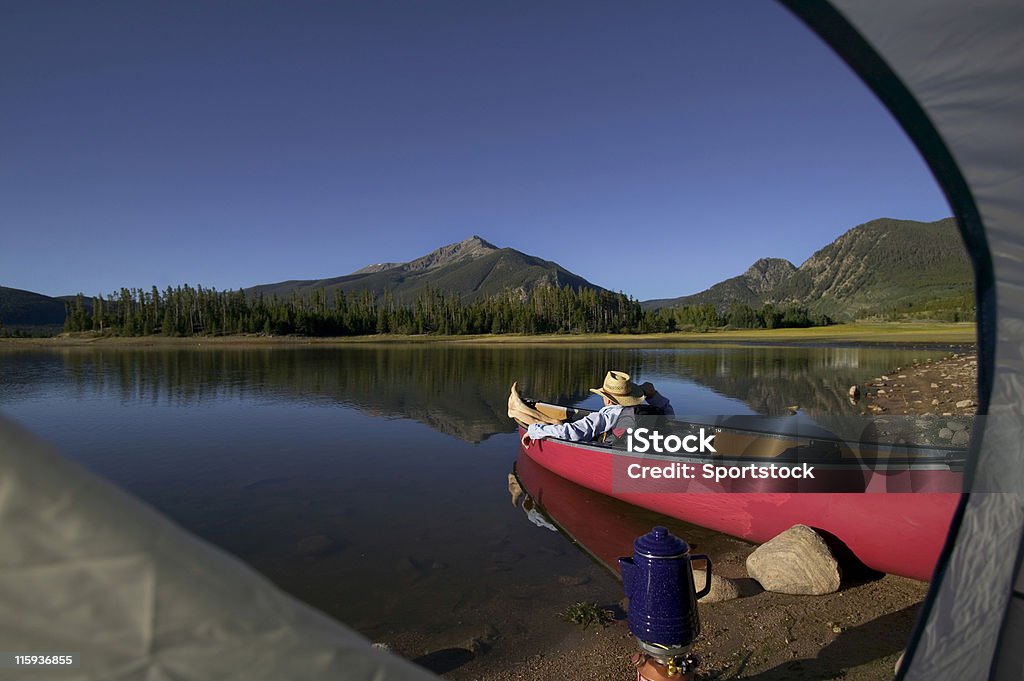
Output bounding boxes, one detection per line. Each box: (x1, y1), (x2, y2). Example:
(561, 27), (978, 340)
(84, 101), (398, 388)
(0, 343), (952, 664)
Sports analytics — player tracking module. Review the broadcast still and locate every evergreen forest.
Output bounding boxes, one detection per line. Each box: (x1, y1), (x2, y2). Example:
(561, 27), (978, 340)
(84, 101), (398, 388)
(61, 285), (832, 337)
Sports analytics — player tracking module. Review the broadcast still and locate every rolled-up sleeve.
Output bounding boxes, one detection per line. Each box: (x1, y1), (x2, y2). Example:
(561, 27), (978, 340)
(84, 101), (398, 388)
(646, 393), (674, 416)
(526, 408), (619, 442)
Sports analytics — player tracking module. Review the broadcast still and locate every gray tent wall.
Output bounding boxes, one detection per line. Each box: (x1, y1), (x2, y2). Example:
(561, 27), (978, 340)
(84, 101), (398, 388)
(0, 418), (441, 681)
(786, 1), (1023, 679)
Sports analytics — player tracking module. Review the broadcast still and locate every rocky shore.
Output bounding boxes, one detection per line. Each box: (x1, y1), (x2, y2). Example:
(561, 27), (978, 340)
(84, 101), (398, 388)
(861, 350), (978, 419)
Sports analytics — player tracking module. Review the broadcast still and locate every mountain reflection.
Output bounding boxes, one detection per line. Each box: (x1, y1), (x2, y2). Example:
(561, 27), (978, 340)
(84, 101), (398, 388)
(1, 344), (951, 442)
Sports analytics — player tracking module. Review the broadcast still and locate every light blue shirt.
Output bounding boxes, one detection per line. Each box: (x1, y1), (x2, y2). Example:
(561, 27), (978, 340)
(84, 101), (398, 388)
(525, 393), (673, 443)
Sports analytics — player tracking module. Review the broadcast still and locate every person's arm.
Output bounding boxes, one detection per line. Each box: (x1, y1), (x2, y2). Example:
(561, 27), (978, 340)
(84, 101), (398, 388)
(641, 382), (674, 415)
(526, 408), (618, 442)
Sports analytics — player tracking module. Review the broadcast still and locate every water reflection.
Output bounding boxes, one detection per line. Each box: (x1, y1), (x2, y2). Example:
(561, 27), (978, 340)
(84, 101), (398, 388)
(0, 344), (955, 442)
(512, 449), (753, 577)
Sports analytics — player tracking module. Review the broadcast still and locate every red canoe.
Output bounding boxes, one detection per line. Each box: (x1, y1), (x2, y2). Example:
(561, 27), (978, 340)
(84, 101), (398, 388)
(517, 408), (962, 581)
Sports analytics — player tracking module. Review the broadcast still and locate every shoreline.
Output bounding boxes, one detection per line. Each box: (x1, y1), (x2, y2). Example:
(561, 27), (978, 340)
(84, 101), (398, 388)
(0, 322), (976, 349)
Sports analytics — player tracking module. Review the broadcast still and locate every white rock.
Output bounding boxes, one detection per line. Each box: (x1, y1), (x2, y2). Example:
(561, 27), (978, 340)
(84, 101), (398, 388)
(956, 399), (975, 408)
(746, 525), (841, 595)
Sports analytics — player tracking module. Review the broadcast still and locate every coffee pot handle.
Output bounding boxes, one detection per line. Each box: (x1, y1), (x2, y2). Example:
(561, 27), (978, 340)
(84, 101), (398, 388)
(689, 554), (712, 599)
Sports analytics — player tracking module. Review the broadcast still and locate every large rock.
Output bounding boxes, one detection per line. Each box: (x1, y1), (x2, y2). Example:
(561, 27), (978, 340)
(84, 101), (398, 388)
(746, 525), (841, 595)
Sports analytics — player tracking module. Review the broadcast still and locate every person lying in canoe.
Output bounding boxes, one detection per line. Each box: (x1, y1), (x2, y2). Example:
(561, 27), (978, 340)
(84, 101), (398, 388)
(519, 370), (672, 447)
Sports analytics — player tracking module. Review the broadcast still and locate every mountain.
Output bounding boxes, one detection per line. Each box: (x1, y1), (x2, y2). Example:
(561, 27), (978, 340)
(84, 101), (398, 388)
(0, 286), (67, 331)
(643, 258), (797, 311)
(245, 235), (603, 302)
(642, 217), (972, 320)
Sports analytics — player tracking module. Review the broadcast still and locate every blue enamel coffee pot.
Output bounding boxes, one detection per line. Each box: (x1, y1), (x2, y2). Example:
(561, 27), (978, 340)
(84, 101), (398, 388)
(619, 526), (711, 653)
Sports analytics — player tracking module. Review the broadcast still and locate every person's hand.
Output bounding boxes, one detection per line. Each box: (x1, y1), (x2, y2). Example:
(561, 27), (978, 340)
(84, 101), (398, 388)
(521, 431), (533, 448)
(640, 381), (657, 398)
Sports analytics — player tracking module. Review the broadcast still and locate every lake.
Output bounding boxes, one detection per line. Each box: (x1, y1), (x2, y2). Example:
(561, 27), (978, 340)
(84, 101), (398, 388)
(0, 342), (954, 674)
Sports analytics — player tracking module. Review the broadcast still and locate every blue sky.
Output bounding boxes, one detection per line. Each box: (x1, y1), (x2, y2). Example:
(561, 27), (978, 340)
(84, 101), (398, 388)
(1, 1), (949, 301)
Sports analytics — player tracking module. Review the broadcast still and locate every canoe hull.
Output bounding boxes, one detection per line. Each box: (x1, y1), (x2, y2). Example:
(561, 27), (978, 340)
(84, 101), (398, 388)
(520, 430), (960, 581)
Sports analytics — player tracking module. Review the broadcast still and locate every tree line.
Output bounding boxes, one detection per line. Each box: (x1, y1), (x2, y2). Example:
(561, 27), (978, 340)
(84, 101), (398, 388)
(62, 284), (831, 337)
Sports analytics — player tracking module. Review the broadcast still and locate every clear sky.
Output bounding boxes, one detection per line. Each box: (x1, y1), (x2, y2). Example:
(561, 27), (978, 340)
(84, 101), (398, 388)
(1, 1), (950, 301)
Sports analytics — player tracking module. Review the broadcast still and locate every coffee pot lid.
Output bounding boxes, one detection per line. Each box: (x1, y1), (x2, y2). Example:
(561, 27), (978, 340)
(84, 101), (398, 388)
(634, 526), (689, 559)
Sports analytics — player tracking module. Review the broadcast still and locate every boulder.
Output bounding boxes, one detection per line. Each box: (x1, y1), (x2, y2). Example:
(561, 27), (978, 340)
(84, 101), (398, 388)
(947, 421), (967, 432)
(692, 569), (743, 603)
(746, 525), (841, 595)
(938, 428), (954, 440)
(952, 430), (971, 446)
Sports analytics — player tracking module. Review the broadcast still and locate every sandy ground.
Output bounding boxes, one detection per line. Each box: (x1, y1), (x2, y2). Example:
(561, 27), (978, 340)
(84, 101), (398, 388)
(402, 351), (977, 681)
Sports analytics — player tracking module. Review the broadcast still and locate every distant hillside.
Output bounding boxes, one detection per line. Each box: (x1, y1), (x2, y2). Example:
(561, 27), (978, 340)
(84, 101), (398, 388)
(644, 258), (797, 310)
(0, 286), (66, 331)
(245, 235), (603, 302)
(643, 218), (972, 320)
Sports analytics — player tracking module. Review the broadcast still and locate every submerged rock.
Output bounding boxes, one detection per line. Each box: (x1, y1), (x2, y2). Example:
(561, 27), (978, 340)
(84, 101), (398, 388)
(746, 525), (841, 595)
(296, 534), (334, 556)
(558, 574), (591, 587)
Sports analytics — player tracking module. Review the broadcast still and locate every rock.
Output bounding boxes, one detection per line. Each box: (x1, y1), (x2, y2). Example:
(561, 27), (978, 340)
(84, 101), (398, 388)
(938, 428), (953, 439)
(372, 642), (391, 652)
(931, 399), (940, 405)
(952, 430), (971, 446)
(877, 389), (886, 395)
(558, 574), (591, 587)
(848, 385), (860, 401)
(746, 525), (841, 595)
(507, 473), (523, 506)
(296, 534), (334, 556)
(947, 421), (967, 432)
(931, 383), (939, 389)
(692, 569), (742, 603)
(955, 399), (975, 408)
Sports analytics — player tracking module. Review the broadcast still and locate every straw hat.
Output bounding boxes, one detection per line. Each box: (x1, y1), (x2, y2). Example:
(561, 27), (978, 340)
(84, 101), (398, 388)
(589, 371), (645, 406)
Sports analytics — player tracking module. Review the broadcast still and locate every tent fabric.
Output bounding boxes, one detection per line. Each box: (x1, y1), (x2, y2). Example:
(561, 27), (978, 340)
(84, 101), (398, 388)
(0, 418), (440, 681)
(818, 1), (1024, 679)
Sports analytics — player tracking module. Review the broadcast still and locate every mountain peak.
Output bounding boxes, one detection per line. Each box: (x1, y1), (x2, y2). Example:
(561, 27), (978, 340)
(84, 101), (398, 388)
(743, 258), (797, 294)
(404, 235), (499, 273)
(463, 235), (497, 249)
